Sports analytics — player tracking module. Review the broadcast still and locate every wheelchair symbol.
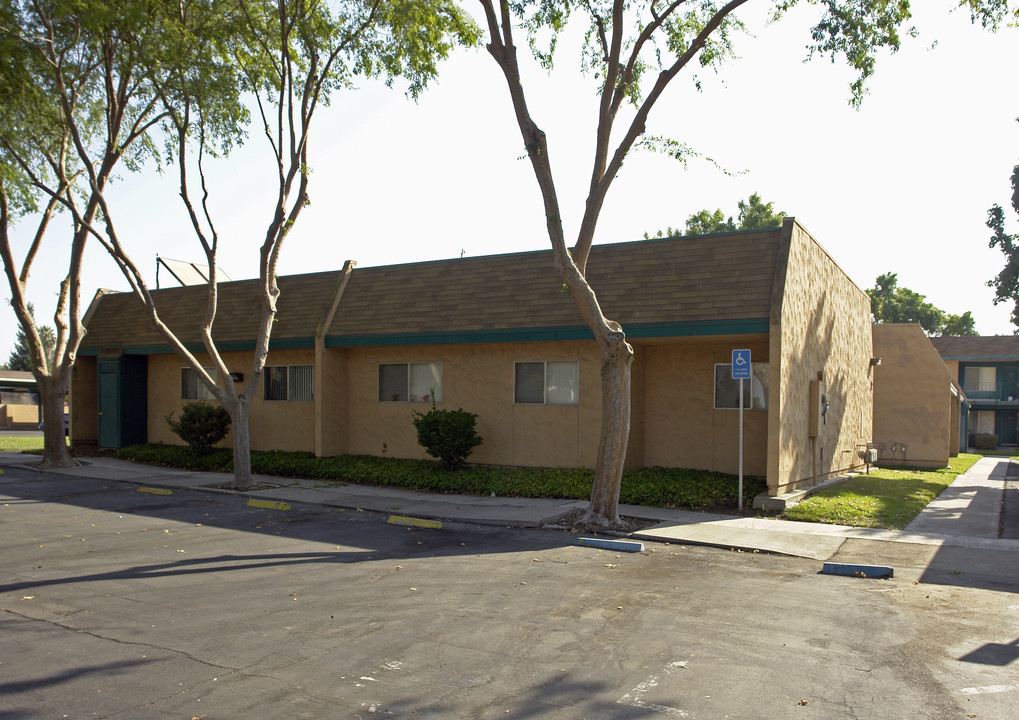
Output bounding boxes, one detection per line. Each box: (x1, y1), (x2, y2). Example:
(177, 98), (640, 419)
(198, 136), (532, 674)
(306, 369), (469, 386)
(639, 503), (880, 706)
(735, 355), (747, 366)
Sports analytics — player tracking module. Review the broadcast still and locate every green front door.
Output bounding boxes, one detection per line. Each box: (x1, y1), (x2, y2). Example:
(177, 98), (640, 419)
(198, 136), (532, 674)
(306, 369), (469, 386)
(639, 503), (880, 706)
(1001, 411), (1019, 447)
(98, 362), (120, 448)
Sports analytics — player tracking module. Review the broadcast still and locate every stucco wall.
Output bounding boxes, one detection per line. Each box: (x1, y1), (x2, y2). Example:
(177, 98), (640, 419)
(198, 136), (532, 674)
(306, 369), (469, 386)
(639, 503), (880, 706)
(872, 323), (954, 468)
(637, 339), (769, 477)
(339, 341), (603, 467)
(767, 219), (874, 494)
(147, 349), (316, 452)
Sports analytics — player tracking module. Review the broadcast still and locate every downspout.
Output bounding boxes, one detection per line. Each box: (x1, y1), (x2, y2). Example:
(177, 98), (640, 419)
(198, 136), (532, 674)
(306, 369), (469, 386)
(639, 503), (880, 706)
(314, 261), (356, 458)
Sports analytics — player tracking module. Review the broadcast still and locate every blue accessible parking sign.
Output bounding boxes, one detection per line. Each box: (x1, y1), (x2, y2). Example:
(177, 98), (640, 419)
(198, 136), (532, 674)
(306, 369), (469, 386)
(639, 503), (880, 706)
(732, 349), (751, 379)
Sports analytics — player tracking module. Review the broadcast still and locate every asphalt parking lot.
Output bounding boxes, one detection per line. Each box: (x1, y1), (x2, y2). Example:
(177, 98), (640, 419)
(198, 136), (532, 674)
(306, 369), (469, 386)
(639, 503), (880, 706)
(2, 466), (1017, 719)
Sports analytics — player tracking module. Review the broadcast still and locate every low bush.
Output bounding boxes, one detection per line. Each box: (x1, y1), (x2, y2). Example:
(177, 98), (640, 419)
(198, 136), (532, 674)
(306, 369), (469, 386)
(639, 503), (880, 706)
(115, 443), (763, 511)
(973, 433), (998, 451)
(165, 403), (231, 454)
(411, 405), (482, 468)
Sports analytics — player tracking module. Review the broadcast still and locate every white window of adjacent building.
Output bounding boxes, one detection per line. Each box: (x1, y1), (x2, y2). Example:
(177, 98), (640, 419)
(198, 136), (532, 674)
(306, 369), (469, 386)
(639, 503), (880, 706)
(181, 367), (217, 401)
(714, 362), (769, 410)
(264, 365), (314, 401)
(963, 366), (996, 394)
(972, 410), (996, 435)
(514, 361), (579, 405)
(378, 362), (442, 403)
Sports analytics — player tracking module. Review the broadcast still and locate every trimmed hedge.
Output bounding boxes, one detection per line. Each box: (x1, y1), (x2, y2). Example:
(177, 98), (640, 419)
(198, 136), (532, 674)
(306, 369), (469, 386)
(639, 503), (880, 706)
(115, 444), (766, 511)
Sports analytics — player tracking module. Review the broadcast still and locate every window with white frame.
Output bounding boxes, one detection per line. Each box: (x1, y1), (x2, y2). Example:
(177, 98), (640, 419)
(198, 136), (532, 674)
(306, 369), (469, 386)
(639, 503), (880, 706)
(181, 367), (217, 401)
(378, 362), (442, 402)
(963, 366), (996, 395)
(972, 410), (996, 436)
(264, 365), (314, 401)
(714, 362), (768, 409)
(514, 361), (579, 405)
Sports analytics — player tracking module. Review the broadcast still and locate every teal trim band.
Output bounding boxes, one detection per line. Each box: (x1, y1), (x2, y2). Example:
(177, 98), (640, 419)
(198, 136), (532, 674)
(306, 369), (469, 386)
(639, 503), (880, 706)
(78, 336), (316, 356)
(325, 318), (770, 348)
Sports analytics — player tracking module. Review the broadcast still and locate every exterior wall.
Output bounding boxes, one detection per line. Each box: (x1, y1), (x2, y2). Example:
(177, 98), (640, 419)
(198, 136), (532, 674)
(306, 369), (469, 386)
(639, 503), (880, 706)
(767, 219), (874, 494)
(147, 349), (316, 452)
(1, 402), (40, 426)
(637, 338), (769, 477)
(872, 324), (954, 468)
(315, 340), (349, 457)
(70, 356), (98, 445)
(338, 341), (603, 467)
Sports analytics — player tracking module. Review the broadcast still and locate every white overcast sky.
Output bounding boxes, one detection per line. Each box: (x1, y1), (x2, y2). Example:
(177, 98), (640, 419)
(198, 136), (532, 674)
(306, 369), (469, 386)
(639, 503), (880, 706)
(3, 1), (1018, 362)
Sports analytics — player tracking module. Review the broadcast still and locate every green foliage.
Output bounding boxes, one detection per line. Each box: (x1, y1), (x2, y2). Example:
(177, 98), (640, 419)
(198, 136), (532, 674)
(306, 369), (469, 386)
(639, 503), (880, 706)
(987, 163), (1019, 332)
(867, 272), (978, 336)
(165, 403), (231, 454)
(6, 303), (55, 372)
(781, 454), (980, 529)
(411, 405), (483, 468)
(116, 443), (766, 511)
(973, 433), (998, 450)
(646, 193), (784, 239)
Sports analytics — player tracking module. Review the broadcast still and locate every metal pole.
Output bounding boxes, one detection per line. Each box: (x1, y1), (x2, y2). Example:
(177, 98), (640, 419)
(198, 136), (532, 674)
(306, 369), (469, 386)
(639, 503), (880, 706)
(738, 376), (744, 511)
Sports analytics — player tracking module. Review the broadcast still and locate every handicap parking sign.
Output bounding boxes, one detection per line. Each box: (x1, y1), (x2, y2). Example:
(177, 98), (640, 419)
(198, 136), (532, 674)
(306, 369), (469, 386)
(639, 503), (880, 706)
(732, 349), (751, 379)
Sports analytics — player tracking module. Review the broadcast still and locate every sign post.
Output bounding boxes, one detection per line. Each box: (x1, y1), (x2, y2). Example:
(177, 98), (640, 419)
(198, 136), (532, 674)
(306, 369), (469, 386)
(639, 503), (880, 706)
(731, 349), (751, 511)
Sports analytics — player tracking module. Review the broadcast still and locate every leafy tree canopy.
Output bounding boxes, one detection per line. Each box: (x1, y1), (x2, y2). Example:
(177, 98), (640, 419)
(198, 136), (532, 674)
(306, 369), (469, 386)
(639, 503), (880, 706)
(986, 161), (1019, 332)
(6, 304), (55, 372)
(645, 193), (785, 238)
(867, 272), (977, 336)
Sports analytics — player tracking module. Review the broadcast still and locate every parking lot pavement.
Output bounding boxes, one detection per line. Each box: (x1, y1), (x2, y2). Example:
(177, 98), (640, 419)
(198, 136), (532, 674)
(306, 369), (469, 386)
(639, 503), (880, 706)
(2, 466), (1018, 719)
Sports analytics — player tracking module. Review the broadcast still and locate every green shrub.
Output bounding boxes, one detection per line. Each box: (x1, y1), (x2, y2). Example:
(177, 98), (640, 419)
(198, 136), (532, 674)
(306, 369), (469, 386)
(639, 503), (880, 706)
(165, 403), (231, 454)
(411, 405), (483, 468)
(973, 433), (998, 450)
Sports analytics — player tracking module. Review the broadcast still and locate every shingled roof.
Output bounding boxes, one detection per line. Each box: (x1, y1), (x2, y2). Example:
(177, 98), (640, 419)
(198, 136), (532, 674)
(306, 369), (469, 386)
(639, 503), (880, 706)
(326, 230), (781, 342)
(81, 229), (783, 352)
(929, 335), (1019, 361)
(80, 271), (346, 351)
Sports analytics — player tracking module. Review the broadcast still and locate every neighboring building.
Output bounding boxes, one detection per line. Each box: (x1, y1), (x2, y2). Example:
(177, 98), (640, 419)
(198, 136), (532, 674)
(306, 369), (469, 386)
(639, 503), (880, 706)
(71, 218), (875, 498)
(872, 324), (963, 467)
(930, 335), (1019, 449)
(0, 370), (41, 428)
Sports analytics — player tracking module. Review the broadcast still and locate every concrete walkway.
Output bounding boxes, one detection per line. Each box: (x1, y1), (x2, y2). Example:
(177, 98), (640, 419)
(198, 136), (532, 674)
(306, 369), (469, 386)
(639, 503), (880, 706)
(3, 451), (1018, 563)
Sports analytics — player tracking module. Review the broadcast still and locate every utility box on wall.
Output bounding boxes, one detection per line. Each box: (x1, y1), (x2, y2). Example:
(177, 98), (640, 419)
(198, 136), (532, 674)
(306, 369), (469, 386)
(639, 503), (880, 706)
(808, 379), (827, 438)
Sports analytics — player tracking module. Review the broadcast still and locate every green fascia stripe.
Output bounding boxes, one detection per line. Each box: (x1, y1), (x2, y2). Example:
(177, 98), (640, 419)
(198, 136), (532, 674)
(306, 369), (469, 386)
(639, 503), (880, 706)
(325, 318), (770, 348)
(78, 336), (315, 356)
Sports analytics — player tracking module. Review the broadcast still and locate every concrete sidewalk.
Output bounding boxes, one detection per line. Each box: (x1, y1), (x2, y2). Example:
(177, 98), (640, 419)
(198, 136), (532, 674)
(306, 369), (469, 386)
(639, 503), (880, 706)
(3, 451), (1018, 562)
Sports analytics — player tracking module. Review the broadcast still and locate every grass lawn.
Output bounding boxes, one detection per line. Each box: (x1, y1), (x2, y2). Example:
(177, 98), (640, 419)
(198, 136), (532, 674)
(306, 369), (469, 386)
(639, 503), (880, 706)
(0, 436), (54, 453)
(780, 453), (983, 529)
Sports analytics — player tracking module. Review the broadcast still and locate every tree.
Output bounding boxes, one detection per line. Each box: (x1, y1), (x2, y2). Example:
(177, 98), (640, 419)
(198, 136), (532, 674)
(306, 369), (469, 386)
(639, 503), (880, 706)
(987, 160), (1019, 331)
(87, 0), (476, 489)
(0, 0), (227, 467)
(646, 193), (785, 238)
(867, 272), (977, 336)
(7, 304), (55, 372)
(478, 0), (1008, 526)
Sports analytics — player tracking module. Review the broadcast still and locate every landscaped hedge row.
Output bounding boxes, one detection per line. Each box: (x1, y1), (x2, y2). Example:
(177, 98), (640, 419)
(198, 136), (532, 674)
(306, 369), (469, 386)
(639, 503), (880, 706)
(115, 444), (766, 510)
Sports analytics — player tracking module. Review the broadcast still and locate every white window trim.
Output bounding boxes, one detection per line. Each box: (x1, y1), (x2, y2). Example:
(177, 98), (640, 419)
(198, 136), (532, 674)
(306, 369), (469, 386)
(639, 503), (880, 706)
(181, 367), (217, 401)
(264, 364), (314, 402)
(378, 362), (442, 403)
(713, 362), (768, 410)
(513, 360), (579, 406)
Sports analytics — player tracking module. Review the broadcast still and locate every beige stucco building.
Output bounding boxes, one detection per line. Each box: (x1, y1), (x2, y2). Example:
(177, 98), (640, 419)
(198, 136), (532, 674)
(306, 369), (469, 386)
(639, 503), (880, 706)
(72, 218), (876, 497)
(871, 323), (963, 467)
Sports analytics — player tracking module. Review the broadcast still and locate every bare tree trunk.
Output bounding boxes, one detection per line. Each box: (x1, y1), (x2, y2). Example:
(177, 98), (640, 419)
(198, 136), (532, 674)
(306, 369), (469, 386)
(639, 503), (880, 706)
(583, 338), (632, 526)
(223, 393), (252, 490)
(36, 374), (72, 468)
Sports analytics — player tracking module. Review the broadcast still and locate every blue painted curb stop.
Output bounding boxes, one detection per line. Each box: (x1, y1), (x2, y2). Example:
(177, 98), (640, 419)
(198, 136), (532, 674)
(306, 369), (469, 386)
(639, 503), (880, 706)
(821, 562), (893, 579)
(574, 537), (645, 553)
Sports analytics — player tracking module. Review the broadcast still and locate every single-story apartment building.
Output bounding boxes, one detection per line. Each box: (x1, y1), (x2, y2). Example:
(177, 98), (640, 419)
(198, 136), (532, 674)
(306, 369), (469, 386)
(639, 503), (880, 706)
(71, 217), (876, 498)
(0, 370), (42, 428)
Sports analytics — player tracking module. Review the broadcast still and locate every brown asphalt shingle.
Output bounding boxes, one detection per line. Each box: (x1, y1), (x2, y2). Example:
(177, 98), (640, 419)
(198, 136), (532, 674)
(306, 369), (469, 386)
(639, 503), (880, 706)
(82, 230), (782, 349)
(929, 335), (1019, 360)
